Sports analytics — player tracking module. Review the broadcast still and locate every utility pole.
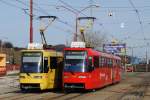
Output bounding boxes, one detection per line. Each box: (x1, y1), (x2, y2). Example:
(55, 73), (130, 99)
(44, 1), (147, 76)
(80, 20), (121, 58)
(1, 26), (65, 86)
(30, 0), (33, 43)
(131, 47), (135, 72)
(125, 44), (127, 72)
(146, 47), (148, 72)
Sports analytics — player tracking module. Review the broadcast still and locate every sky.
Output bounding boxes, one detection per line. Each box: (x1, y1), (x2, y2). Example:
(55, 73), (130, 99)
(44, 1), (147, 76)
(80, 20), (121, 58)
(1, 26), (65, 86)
(0, 0), (150, 58)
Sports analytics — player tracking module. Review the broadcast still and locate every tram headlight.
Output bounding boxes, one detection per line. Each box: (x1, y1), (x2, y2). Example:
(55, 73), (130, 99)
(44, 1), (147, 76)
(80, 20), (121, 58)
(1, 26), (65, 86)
(78, 76), (87, 78)
(33, 76), (42, 79)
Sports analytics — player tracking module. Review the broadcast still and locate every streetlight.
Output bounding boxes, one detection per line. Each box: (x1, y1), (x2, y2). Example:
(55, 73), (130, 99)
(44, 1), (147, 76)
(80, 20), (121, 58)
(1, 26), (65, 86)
(56, 5), (99, 41)
(146, 43), (149, 72)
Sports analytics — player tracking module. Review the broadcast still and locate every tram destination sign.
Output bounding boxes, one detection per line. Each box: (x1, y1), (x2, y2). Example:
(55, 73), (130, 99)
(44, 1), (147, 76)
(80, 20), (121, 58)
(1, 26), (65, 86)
(103, 43), (126, 55)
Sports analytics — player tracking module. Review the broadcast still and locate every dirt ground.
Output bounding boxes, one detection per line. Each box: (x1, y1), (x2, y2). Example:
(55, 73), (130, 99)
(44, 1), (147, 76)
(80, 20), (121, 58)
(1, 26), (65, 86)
(0, 72), (150, 100)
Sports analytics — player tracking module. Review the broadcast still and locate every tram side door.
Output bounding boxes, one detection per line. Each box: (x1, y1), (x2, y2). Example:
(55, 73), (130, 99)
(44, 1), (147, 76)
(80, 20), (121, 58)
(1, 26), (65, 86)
(56, 57), (63, 88)
(43, 57), (49, 88)
(48, 57), (57, 88)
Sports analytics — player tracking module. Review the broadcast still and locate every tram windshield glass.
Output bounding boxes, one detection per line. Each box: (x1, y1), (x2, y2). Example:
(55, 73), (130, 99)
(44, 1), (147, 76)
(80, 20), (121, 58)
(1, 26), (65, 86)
(21, 52), (42, 73)
(64, 51), (89, 72)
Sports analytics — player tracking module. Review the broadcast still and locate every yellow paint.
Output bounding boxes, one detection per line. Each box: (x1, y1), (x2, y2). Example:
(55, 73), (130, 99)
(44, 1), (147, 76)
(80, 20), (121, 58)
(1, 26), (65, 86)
(20, 49), (63, 90)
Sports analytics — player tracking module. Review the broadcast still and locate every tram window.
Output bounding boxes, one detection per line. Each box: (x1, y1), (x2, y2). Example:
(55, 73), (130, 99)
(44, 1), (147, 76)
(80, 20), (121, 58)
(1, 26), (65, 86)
(117, 60), (119, 66)
(94, 56), (99, 68)
(118, 60), (121, 66)
(44, 57), (49, 73)
(107, 59), (109, 64)
(99, 57), (102, 67)
(50, 57), (57, 69)
(115, 60), (117, 66)
(104, 58), (109, 67)
(107, 59), (110, 67)
(104, 58), (107, 67)
(109, 59), (113, 67)
(116, 60), (119, 66)
(102, 57), (106, 67)
(101, 57), (105, 67)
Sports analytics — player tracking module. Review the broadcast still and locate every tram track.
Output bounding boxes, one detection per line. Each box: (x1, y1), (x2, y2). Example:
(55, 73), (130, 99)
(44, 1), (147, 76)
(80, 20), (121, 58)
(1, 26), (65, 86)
(0, 90), (47, 100)
(118, 81), (149, 100)
(40, 90), (93, 100)
(0, 72), (150, 100)
(43, 93), (68, 100)
(104, 73), (150, 100)
(0, 91), (30, 100)
(62, 93), (86, 100)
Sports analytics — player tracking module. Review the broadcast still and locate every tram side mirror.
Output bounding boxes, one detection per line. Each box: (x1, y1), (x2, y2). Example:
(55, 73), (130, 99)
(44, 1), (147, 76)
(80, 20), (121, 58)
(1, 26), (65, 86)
(88, 66), (94, 72)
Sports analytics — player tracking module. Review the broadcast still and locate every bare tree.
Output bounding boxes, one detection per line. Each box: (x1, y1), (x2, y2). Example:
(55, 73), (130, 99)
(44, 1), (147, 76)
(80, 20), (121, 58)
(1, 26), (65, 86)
(0, 40), (2, 46)
(78, 30), (107, 50)
(3, 41), (13, 48)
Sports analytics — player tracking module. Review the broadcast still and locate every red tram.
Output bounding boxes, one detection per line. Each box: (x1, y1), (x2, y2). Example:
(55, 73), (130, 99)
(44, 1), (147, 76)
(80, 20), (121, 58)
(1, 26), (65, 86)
(63, 42), (121, 91)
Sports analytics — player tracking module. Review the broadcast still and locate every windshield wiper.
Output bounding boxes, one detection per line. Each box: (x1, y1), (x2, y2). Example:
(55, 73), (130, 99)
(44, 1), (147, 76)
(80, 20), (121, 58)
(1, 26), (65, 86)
(26, 73), (31, 77)
(69, 71), (75, 75)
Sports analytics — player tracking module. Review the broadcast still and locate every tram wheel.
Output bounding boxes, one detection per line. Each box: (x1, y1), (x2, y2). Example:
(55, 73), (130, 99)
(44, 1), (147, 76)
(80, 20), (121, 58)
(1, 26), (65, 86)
(92, 89), (96, 92)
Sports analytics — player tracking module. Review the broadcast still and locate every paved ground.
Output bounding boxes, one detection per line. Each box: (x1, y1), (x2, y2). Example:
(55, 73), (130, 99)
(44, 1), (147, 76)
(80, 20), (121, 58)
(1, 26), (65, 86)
(0, 72), (150, 100)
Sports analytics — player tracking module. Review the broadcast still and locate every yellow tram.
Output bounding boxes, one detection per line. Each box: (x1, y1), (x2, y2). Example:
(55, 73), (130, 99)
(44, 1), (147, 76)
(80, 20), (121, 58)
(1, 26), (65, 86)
(19, 43), (63, 90)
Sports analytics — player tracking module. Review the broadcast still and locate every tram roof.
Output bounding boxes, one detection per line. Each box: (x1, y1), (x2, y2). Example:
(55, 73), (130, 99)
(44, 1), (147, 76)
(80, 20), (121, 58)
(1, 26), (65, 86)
(64, 47), (121, 60)
(21, 49), (56, 52)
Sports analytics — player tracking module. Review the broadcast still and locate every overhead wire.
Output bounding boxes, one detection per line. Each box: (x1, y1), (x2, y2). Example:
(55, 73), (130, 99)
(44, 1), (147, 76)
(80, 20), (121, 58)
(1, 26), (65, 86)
(101, 6), (150, 9)
(15, 0), (74, 29)
(0, 0), (30, 16)
(59, 0), (87, 16)
(34, 2), (150, 9)
(128, 0), (145, 40)
(0, 0), (24, 9)
(58, 0), (109, 37)
(58, 0), (118, 29)
(15, 0), (50, 16)
(59, 0), (114, 44)
(33, 1), (74, 28)
(0, 0), (74, 38)
(13, 0), (150, 31)
(1, 0), (150, 43)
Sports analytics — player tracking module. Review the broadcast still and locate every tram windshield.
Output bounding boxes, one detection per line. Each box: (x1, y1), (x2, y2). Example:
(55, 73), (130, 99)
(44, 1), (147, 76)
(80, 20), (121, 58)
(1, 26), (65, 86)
(64, 51), (89, 72)
(21, 52), (42, 73)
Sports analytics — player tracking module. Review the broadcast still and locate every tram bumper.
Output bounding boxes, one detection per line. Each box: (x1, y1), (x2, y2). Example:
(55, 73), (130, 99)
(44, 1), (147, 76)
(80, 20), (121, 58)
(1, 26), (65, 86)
(64, 83), (85, 89)
(19, 73), (47, 90)
(20, 83), (41, 90)
(63, 76), (89, 89)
